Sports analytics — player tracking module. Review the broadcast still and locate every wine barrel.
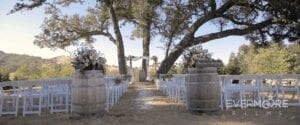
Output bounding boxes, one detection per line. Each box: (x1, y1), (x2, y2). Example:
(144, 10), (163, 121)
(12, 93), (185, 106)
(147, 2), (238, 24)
(185, 67), (220, 112)
(72, 70), (106, 116)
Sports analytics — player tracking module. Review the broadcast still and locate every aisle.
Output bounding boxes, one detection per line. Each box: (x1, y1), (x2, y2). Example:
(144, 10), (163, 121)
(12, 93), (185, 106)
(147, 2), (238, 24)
(100, 82), (203, 125)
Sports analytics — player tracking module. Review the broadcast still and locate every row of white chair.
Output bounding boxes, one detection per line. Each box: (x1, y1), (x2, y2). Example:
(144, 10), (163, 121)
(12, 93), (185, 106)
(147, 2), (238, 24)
(156, 74), (300, 110)
(156, 74), (187, 107)
(0, 78), (71, 116)
(0, 76), (131, 116)
(219, 74), (300, 109)
(104, 77), (129, 112)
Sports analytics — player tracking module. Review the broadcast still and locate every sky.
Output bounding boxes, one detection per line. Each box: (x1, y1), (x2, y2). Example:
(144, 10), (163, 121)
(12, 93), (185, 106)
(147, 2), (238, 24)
(0, 0), (249, 67)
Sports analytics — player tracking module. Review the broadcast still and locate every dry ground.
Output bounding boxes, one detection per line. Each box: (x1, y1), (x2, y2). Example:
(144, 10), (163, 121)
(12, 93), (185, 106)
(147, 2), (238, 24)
(0, 82), (299, 125)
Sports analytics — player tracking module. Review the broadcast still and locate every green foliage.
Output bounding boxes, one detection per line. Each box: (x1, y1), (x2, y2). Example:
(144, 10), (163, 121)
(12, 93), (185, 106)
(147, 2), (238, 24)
(0, 66), (10, 82)
(288, 44), (300, 73)
(167, 64), (185, 74)
(0, 51), (74, 81)
(39, 63), (75, 79)
(13, 64), (41, 80)
(59, 63), (75, 77)
(13, 63), (75, 80)
(224, 43), (300, 74)
(252, 44), (291, 74)
(167, 65), (178, 74)
(225, 53), (242, 75)
(217, 66), (227, 75)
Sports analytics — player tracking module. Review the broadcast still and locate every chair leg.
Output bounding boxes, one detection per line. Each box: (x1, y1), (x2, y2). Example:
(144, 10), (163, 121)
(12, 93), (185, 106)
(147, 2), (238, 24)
(224, 89), (229, 109)
(15, 97), (19, 117)
(0, 98), (3, 116)
(297, 88), (300, 107)
(39, 96), (42, 116)
(50, 95), (53, 114)
(23, 97), (26, 117)
(70, 95), (73, 113)
(66, 95), (69, 113)
(239, 90), (244, 109)
(48, 94), (51, 111)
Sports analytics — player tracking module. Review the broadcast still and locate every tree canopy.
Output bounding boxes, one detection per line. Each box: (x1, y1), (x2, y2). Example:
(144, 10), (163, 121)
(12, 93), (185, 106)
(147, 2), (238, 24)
(10, 0), (299, 75)
(157, 0), (299, 74)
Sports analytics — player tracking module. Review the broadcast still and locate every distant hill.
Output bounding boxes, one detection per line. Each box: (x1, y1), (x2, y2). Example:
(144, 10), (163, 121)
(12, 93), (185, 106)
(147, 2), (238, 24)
(0, 50), (124, 79)
(0, 50), (70, 72)
(50, 56), (72, 64)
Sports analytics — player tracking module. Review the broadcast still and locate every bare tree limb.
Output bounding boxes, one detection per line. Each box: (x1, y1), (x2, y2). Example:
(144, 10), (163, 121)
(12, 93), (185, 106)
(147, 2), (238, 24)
(68, 29), (117, 44)
(209, 0), (216, 11)
(222, 14), (253, 26)
(188, 0), (235, 34)
(194, 19), (273, 44)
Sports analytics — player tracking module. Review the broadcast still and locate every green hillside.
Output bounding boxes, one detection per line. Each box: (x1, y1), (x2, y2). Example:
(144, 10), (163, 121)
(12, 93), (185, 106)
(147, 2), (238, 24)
(0, 50), (74, 81)
(0, 50), (123, 81)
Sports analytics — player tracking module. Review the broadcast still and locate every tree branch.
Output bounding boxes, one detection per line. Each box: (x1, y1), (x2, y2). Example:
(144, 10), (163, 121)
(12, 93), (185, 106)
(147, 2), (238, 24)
(194, 19), (273, 44)
(222, 14), (253, 26)
(188, 0), (235, 34)
(209, 0), (216, 11)
(76, 30), (117, 44)
(9, 0), (47, 14)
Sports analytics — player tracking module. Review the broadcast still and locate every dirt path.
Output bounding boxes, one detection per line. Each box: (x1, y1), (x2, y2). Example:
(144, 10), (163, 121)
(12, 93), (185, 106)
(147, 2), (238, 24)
(100, 82), (202, 125)
(0, 82), (299, 125)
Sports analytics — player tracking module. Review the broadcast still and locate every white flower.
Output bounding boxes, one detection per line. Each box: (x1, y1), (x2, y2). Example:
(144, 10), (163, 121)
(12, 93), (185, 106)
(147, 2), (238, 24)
(71, 45), (106, 71)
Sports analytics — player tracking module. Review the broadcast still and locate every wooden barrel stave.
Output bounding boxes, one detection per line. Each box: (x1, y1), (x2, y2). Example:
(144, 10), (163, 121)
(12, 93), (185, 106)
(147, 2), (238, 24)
(186, 67), (220, 112)
(72, 70), (106, 116)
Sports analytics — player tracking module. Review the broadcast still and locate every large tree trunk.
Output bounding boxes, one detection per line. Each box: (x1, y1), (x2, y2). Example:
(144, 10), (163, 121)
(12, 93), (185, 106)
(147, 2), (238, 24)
(106, 1), (127, 74)
(142, 24), (151, 78)
(157, 35), (194, 74)
(165, 35), (173, 59)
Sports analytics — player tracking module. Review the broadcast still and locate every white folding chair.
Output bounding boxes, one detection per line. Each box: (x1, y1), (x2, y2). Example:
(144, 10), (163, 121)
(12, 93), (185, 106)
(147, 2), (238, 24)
(222, 75), (244, 109)
(0, 81), (19, 116)
(240, 75), (262, 102)
(104, 77), (116, 112)
(47, 79), (70, 114)
(19, 80), (46, 116)
(259, 75), (281, 101)
(279, 74), (300, 107)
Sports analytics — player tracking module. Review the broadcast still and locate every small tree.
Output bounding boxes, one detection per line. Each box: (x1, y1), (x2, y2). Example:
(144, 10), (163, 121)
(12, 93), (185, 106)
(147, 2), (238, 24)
(225, 53), (242, 75)
(252, 43), (291, 74)
(151, 56), (158, 71)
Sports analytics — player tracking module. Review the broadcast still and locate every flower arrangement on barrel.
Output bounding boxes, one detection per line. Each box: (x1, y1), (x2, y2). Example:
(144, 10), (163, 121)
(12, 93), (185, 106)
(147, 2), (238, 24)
(71, 45), (131, 84)
(70, 46), (108, 115)
(71, 46), (106, 73)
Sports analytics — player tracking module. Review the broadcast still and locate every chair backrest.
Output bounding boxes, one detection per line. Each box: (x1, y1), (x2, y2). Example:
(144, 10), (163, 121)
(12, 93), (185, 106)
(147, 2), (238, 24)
(173, 74), (186, 85)
(46, 79), (71, 93)
(104, 77), (116, 86)
(280, 74), (299, 87)
(0, 81), (19, 95)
